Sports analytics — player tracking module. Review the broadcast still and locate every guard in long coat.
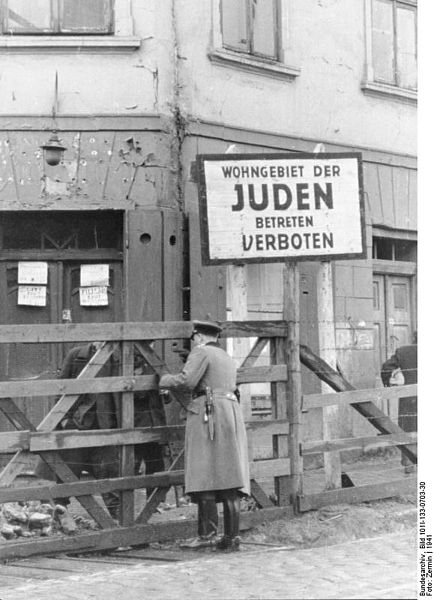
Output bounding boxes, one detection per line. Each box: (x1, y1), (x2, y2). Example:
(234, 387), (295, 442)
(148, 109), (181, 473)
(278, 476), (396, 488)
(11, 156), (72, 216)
(381, 332), (417, 472)
(159, 320), (250, 551)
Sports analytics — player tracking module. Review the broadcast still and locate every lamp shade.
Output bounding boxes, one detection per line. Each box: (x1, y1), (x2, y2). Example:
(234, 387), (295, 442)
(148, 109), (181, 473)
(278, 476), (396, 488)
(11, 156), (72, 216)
(40, 132), (66, 166)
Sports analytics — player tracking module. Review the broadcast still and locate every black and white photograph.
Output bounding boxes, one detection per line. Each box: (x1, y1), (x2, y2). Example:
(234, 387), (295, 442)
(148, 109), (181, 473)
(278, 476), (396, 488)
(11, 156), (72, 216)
(0, 1), (424, 598)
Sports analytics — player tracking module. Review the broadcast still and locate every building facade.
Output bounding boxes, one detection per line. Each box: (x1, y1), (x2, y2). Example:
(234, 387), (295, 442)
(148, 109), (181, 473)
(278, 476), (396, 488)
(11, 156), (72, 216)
(0, 0), (417, 440)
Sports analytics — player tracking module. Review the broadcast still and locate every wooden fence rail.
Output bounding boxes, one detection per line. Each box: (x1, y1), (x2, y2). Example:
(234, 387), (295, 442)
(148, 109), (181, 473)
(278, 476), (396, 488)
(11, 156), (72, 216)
(0, 320), (418, 558)
(299, 383), (417, 511)
(0, 320), (294, 558)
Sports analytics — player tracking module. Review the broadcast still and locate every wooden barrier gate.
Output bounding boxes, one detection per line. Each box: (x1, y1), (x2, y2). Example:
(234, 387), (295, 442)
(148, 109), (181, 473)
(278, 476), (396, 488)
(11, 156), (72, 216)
(0, 320), (417, 558)
(0, 320), (294, 559)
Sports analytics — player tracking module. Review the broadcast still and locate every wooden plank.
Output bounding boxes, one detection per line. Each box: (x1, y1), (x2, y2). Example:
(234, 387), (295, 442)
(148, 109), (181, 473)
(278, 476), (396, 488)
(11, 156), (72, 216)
(298, 476), (417, 512)
(237, 364), (287, 384)
(240, 337), (269, 368)
(119, 341), (135, 527)
(0, 430), (29, 452)
(135, 487), (171, 524)
(0, 374), (157, 399)
(135, 448), (184, 524)
(222, 321), (286, 338)
(0, 398), (36, 429)
(302, 432), (418, 455)
(303, 384), (418, 410)
(125, 210), (163, 322)
(0, 451), (33, 486)
(29, 425), (185, 452)
(135, 341), (189, 410)
(317, 259), (341, 490)
(0, 471), (185, 503)
(227, 264), (252, 420)
(0, 506), (294, 560)
(284, 263), (303, 503)
(0, 320), (286, 344)
(38, 453), (117, 530)
(250, 458), (290, 479)
(250, 479), (274, 508)
(299, 344), (417, 464)
(36, 342), (118, 433)
(245, 419), (288, 435)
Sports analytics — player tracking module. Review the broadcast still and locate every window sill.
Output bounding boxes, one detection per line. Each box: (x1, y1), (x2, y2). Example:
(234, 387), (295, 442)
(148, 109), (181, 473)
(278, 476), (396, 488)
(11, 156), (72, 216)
(208, 48), (300, 81)
(0, 36), (141, 52)
(361, 80), (417, 104)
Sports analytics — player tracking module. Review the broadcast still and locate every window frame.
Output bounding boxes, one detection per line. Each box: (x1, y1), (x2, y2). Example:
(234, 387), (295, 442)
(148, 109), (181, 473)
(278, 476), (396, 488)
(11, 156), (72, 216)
(362, 0), (417, 103)
(0, 0), (140, 51)
(1, 0), (114, 36)
(221, 0), (280, 61)
(209, 0), (300, 81)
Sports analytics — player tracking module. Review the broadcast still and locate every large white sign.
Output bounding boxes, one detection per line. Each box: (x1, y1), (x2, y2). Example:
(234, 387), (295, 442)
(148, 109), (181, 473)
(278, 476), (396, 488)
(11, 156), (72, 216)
(197, 153), (366, 264)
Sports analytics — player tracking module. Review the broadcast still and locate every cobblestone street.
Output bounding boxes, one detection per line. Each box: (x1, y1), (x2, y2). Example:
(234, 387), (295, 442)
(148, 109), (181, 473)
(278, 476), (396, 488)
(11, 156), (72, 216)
(0, 530), (417, 600)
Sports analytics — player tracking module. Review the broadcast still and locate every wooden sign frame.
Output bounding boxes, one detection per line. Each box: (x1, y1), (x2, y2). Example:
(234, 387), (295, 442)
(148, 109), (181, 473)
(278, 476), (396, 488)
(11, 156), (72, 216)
(197, 152), (366, 265)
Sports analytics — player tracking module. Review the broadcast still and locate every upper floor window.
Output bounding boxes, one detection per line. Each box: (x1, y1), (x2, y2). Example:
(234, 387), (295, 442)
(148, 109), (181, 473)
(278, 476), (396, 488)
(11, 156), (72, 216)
(371, 0), (417, 90)
(221, 0), (279, 60)
(1, 0), (113, 35)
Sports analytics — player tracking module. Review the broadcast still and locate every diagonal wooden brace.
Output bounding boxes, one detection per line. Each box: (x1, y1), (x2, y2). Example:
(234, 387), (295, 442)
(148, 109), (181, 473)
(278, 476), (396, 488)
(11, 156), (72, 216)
(299, 344), (417, 464)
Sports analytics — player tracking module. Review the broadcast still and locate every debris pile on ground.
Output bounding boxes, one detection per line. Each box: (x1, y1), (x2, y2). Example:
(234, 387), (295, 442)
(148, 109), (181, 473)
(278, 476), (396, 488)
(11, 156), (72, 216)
(0, 501), (79, 541)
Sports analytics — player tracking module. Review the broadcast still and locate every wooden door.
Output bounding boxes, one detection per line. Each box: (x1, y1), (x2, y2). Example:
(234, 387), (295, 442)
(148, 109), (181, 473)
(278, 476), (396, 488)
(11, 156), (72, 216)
(373, 274), (387, 381)
(0, 261), (62, 429)
(386, 276), (412, 352)
(62, 261), (123, 358)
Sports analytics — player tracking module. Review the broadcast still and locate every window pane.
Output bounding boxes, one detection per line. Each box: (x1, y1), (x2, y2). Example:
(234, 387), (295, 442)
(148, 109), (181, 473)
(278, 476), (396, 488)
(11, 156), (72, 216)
(221, 0), (248, 52)
(60, 0), (112, 33)
(4, 0), (52, 33)
(252, 0), (277, 58)
(372, 0), (395, 84)
(396, 5), (417, 89)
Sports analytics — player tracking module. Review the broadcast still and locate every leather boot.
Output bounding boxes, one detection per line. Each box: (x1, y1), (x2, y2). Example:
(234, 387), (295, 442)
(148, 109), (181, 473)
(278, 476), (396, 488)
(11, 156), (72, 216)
(216, 493), (240, 551)
(197, 493), (218, 538)
(180, 493), (218, 549)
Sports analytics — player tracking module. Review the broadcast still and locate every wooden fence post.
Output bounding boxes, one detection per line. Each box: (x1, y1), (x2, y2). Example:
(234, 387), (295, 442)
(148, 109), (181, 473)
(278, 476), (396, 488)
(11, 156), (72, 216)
(119, 341), (135, 526)
(283, 262), (303, 504)
(317, 261), (342, 489)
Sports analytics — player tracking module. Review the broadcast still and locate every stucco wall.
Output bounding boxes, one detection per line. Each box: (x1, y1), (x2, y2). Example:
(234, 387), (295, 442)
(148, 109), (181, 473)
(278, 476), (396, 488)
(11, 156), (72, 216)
(175, 0), (416, 157)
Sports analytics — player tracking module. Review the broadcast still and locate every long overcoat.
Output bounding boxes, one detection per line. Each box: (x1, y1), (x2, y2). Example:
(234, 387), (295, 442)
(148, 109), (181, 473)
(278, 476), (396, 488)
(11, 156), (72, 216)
(160, 342), (250, 498)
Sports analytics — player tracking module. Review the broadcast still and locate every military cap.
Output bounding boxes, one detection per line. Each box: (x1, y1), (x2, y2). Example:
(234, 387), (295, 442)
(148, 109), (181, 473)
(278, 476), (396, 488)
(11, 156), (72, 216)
(191, 320), (223, 337)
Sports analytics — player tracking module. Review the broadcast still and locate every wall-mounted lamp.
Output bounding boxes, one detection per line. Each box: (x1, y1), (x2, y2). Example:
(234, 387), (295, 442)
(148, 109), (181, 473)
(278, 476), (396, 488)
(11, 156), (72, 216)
(40, 71), (66, 166)
(40, 131), (66, 166)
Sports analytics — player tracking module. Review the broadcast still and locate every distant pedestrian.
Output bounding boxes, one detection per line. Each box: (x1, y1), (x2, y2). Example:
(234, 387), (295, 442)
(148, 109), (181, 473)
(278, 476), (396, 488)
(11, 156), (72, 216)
(159, 320), (250, 551)
(381, 331), (417, 474)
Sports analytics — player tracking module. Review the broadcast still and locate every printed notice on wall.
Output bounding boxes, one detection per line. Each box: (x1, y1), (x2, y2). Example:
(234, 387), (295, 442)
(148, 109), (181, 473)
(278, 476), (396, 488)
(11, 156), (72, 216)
(197, 152), (366, 264)
(80, 264), (109, 287)
(18, 285), (47, 306)
(18, 262), (48, 285)
(80, 286), (108, 306)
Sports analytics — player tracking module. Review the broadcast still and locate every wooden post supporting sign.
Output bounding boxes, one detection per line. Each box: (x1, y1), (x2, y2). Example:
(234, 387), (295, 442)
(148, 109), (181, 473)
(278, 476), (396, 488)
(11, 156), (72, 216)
(283, 262), (303, 503)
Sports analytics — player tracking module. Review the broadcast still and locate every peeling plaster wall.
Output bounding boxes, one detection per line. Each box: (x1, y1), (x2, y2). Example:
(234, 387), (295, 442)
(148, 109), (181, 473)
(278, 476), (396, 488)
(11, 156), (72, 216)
(0, 3), (175, 117)
(0, 129), (178, 210)
(175, 0), (416, 157)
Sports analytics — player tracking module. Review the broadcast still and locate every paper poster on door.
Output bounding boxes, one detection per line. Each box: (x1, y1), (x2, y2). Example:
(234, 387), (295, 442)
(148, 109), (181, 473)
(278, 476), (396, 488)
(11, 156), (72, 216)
(80, 286), (108, 306)
(80, 265), (109, 287)
(18, 262), (48, 285)
(18, 285), (47, 306)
